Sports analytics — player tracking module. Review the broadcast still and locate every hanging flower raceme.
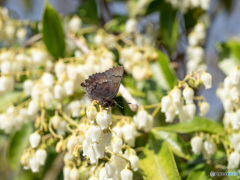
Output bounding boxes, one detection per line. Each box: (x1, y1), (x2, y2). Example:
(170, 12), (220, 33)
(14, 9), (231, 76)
(161, 70), (212, 123)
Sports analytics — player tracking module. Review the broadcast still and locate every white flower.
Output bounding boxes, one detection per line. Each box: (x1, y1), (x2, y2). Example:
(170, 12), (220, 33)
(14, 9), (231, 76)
(190, 136), (203, 154)
(99, 168), (107, 180)
(165, 105), (176, 123)
(200, 102), (210, 116)
(41, 72), (54, 87)
(125, 18), (137, 33)
(223, 98), (233, 113)
(36, 149), (47, 165)
(43, 92), (54, 108)
(82, 140), (88, 156)
(55, 61), (66, 80)
(5, 25), (15, 39)
(29, 157), (40, 173)
(200, 0), (210, 10)
(105, 161), (117, 178)
(161, 96), (171, 112)
(183, 87), (194, 104)
(112, 125), (122, 138)
(23, 80), (34, 96)
(100, 131), (112, 146)
(224, 76), (232, 90)
(172, 99), (184, 114)
(31, 49), (47, 65)
(186, 103), (196, 119)
(27, 100), (39, 116)
(69, 16), (82, 33)
(88, 146), (97, 164)
(230, 113), (239, 130)
(111, 136), (123, 153)
(64, 80), (74, 96)
(187, 46), (204, 63)
(228, 152), (240, 169)
(93, 142), (105, 159)
(201, 73), (212, 89)
(94, 34), (103, 45)
(230, 134), (240, 152)
(54, 84), (65, 100)
(128, 155), (139, 171)
(67, 136), (79, 153)
(85, 130), (92, 145)
(1, 61), (12, 74)
(112, 152), (126, 170)
(230, 87), (239, 101)
(29, 133), (41, 148)
(170, 87), (181, 102)
(96, 110), (109, 130)
(121, 123), (137, 146)
(0, 76), (13, 92)
(16, 28), (27, 41)
(57, 121), (67, 136)
(89, 125), (102, 143)
(203, 139), (216, 157)
(64, 166), (71, 180)
(87, 105), (97, 122)
(120, 168), (133, 180)
(64, 152), (73, 162)
(67, 65), (78, 81)
(229, 69), (240, 85)
(188, 32), (198, 46)
(70, 168), (79, 180)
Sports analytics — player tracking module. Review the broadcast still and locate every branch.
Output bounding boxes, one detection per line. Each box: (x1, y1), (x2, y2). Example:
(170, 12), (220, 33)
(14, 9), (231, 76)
(23, 33), (42, 47)
(66, 34), (90, 54)
(119, 84), (139, 111)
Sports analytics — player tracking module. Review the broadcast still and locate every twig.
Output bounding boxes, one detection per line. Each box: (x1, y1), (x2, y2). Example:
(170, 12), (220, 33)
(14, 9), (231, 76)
(119, 84), (139, 111)
(66, 34), (90, 54)
(23, 34), (42, 47)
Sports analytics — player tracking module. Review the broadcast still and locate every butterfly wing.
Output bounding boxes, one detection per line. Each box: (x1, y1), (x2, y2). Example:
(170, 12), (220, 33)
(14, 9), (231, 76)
(81, 72), (111, 101)
(104, 66), (124, 100)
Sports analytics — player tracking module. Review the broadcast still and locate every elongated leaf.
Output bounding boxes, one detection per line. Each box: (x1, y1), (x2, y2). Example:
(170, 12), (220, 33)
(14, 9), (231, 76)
(152, 130), (191, 160)
(7, 122), (33, 169)
(0, 91), (22, 109)
(151, 51), (176, 90)
(42, 1), (65, 59)
(160, 2), (178, 54)
(155, 117), (224, 134)
(138, 133), (180, 180)
(187, 170), (210, 180)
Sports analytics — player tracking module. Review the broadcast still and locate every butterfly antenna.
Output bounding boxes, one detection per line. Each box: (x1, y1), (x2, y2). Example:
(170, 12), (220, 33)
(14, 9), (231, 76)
(116, 102), (123, 109)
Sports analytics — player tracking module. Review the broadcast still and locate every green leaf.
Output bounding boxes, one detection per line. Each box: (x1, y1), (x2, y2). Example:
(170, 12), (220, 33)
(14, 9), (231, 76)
(42, 1), (65, 59)
(0, 91), (22, 109)
(151, 51), (176, 90)
(138, 133), (181, 180)
(78, 0), (99, 25)
(155, 117), (224, 134)
(160, 2), (178, 54)
(128, 0), (155, 17)
(152, 130), (191, 160)
(7, 122), (33, 169)
(187, 170), (210, 180)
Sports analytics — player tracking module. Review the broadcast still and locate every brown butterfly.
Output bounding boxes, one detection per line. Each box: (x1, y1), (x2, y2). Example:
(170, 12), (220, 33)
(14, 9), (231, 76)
(81, 66), (124, 108)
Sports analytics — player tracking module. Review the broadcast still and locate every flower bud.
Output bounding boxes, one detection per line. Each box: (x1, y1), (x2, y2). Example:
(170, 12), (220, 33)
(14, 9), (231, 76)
(82, 140), (88, 156)
(36, 149), (47, 165)
(183, 87), (194, 104)
(29, 157), (40, 173)
(64, 166), (71, 180)
(27, 100), (39, 117)
(54, 84), (65, 100)
(23, 80), (34, 96)
(229, 69), (240, 85)
(96, 110), (109, 130)
(29, 132), (41, 148)
(170, 87), (181, 102)
(165, 105), (176, 123)
(105, 161), (117, 178)
(51, 115), (61, 129)
(56, 141), (63, 153)
(203, 139), (216, 157)
(201, 73), (212, 89)
(70, 168), (79, 180)
(89, 125), (102, 143)
(41, 72), (54, 87)
(186, 103), (196, 119)
(93, 142), (105, 159)
(161, 96), (171, 112)
(190, 136), (203, 154)
(64, 80), (74, 96)
(112, 136), (123, 153)
(125, 19), (137, 33)
(67, 136), (79, 153)
(120, 168), (133, 180)
(200, 102), (210, 116)
(228, 152), (240, 169)
(129, 155), (139, 171)
(87, 105), (97, 121)
(121, 123), (136, 147)
(88, 146), (97, 164)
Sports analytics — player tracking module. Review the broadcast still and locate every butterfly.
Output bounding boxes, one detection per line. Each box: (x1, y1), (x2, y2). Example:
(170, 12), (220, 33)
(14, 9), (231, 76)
(81, 66), (124, 108)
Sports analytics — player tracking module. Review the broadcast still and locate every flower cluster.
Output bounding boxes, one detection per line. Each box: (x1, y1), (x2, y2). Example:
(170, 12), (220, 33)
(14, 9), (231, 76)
(190, 135), (216, 160)
(0, 7), (33, 44)
(187, 15), (210, 74)
(20, 132), (47, 172)
(165, 0), (210, 13)
(161, 70), (212, 123)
